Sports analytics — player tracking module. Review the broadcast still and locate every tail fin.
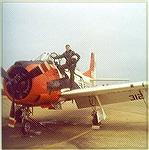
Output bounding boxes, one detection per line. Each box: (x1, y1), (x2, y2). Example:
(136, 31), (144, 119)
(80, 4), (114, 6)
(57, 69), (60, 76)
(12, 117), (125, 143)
(83, 52), (96, 79)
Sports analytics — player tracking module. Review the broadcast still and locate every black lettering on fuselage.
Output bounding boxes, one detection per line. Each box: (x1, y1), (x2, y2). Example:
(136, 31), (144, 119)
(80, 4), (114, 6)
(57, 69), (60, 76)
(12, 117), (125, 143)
(129, 90), (144, 101)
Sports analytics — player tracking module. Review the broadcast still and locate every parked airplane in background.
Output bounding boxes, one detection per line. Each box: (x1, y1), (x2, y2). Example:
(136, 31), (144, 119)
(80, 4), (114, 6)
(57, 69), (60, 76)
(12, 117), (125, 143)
(1, 51), (147, 135)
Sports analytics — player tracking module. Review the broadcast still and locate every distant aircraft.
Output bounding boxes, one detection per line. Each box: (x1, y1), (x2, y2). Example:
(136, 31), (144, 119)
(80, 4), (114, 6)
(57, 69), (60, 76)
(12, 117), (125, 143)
(1, 51), (147, 135)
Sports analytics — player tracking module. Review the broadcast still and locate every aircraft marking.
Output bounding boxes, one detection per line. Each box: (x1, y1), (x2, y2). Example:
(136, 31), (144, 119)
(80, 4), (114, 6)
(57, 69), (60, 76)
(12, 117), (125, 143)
(129, 90), (144, 101)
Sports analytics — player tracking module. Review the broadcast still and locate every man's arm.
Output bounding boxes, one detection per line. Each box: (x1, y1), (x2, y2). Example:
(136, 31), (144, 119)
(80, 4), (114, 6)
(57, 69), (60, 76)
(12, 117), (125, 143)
(75, 52), (80, 61)
(53, 52), (65, 59)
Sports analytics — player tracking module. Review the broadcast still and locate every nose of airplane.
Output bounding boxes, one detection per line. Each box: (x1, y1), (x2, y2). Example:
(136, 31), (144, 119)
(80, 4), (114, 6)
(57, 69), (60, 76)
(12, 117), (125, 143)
(3, 65), (32, 100)
(2, 62), (43, 100)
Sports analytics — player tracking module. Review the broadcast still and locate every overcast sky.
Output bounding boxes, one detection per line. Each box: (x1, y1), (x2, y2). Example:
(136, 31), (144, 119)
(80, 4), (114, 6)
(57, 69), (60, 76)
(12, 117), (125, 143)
(3, 3), (146, 82)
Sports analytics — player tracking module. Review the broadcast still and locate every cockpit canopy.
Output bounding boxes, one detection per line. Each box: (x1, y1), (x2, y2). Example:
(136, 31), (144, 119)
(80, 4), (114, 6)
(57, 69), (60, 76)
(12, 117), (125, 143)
(33, 52), (54, 64)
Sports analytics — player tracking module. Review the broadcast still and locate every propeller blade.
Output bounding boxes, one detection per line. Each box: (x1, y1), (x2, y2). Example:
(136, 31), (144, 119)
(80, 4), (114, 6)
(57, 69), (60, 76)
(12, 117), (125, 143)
(8, 100), (16, 128)
(29, 66), (43, 79)
(2, 65), (43, 87)
(1, 67), (10, 80)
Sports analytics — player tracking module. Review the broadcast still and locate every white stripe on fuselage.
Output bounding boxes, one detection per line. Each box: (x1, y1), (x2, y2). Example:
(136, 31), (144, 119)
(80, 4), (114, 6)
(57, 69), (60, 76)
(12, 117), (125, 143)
(65, 69), (92, 88)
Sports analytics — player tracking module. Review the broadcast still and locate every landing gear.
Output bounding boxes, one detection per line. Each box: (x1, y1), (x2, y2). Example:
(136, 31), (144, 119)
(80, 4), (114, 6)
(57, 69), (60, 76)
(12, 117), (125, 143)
(92, 113), (101, 126)
(15, 108), (22, 123)
(91, 109), (102, 127)
(21, 119), (32, 135)
(90, 96), (107, 129)
(20, 107), (33, 135)
(13, 106), (47, 135)
(15, 106), (33, 135)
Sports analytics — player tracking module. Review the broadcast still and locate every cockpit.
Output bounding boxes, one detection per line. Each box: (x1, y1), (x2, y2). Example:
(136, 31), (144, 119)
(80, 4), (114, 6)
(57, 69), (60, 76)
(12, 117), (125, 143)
(32, 52), (64, 66)
(32, 52), (54, 64)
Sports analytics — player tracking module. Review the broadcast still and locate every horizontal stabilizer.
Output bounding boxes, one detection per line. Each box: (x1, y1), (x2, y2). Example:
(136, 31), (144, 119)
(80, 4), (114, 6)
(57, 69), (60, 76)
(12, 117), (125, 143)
(90, 78), (129, 82)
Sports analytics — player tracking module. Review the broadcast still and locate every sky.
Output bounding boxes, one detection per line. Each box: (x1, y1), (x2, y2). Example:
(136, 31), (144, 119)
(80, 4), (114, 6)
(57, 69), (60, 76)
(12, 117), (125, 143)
(3, 3), (146, 82)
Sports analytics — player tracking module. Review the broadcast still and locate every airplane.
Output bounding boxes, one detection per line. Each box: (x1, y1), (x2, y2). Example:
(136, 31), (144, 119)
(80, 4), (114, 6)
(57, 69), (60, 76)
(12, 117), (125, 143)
(1, 51), (148, 135)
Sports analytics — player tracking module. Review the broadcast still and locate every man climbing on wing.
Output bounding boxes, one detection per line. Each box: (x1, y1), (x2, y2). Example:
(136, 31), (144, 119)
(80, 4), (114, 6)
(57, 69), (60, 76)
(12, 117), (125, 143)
(52, 44), (80, 89)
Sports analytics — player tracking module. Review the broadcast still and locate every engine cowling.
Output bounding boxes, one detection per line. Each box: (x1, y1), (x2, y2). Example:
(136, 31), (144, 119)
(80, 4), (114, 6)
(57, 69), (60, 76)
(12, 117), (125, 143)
(3, 61), (61, 106)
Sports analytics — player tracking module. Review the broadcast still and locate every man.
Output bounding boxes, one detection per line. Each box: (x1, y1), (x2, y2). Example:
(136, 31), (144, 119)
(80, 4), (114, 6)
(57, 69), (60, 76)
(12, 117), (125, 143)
(53, 44), (80, 89)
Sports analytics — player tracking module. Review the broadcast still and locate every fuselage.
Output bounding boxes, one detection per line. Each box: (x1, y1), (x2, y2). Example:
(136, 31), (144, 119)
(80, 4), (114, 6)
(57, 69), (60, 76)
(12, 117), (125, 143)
(3, 59), (92, 108)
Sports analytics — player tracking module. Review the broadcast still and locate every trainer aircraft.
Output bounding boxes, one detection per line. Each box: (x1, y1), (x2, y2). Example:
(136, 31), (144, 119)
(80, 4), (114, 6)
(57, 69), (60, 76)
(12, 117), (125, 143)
(1, 51), (147, 135)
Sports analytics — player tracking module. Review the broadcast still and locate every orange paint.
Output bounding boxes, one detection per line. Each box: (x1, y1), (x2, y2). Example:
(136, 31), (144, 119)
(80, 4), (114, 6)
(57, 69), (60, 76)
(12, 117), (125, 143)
(83, 52), (95, 78)
(3, 63), (61, 107)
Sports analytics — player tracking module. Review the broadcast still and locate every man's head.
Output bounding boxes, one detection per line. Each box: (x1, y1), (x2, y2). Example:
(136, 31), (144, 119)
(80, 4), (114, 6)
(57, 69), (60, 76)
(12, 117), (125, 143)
(65, 44), (71, 51)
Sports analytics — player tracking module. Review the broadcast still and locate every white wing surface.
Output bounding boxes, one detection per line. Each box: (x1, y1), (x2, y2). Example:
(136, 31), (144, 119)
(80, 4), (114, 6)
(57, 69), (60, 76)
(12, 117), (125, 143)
(61, 82), (147, 109)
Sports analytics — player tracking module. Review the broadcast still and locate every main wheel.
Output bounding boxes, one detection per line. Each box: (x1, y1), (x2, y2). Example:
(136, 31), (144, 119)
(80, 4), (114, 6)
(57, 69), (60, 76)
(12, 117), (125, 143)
(92, 113), (101, 126)
(92, 113), (98, 125)
(21, 119), (32, 135)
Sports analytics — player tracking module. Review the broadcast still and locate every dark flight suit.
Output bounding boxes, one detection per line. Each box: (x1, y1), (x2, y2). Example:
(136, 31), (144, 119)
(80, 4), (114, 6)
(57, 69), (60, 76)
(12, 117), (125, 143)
(54, 49), (80, 89)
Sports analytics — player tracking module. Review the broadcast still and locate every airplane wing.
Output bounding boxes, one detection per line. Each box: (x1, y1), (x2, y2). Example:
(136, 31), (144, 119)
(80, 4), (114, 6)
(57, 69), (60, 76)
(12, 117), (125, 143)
(61, 82), (148, 109)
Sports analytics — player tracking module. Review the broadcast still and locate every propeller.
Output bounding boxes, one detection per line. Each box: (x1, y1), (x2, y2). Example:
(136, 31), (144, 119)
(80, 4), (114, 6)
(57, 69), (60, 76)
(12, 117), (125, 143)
(8, 99), (16, 128)
(1, 68), (16, 127)
(1, 67), (11, 81)
(1, 65), (44, 127)
(1, 65), (43, 85)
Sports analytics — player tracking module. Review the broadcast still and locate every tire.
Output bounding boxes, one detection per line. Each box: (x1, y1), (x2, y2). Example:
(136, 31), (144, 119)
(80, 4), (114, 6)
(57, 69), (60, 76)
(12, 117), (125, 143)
(92, 113), (98, 125)
(92, 113), (102, 126)
(15, 109), (22, 123)
(21, 119), (32, 135)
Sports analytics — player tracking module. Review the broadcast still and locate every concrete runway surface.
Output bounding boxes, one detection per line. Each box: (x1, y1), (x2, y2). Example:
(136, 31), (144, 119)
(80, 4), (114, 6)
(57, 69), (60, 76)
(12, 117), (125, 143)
(2, 96), (148, 149)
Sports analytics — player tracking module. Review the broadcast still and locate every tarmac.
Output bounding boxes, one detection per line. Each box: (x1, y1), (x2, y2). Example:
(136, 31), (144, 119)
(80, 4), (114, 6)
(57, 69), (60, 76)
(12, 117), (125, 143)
(2, 96), (148, 149)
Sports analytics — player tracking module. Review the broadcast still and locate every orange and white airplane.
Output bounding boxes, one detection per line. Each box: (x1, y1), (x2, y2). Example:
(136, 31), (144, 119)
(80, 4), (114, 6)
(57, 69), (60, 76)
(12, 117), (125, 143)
(1, 51), (148, 134)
